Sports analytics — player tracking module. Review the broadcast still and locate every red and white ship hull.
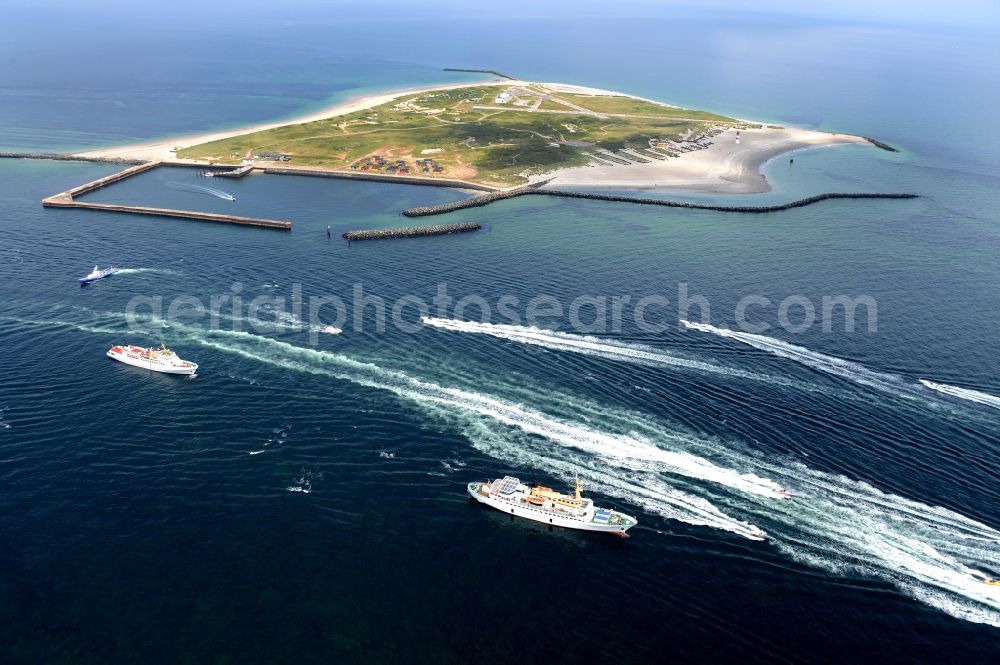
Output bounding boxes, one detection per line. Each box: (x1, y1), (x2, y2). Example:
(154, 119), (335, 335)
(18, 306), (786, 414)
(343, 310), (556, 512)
(107, 345), (198, 375)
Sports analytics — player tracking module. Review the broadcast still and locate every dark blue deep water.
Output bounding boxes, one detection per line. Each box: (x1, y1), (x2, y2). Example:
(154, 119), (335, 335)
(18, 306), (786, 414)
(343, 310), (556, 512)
(1, 5), (999, 663)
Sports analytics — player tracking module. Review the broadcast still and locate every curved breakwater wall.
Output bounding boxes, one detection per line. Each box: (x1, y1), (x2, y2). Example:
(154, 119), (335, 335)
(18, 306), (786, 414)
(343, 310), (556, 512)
(402, 189), (919, 217)
(343, 222), (481, 241)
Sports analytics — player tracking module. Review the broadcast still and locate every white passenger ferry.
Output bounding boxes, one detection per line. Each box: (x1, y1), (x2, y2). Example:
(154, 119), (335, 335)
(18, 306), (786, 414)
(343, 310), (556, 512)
(107, 343), (198, 376)
(468, 476), (637, 536)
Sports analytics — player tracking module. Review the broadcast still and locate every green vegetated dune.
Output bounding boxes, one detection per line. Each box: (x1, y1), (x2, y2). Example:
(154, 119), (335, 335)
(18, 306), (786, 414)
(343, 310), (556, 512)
(179, 83), (737, 186)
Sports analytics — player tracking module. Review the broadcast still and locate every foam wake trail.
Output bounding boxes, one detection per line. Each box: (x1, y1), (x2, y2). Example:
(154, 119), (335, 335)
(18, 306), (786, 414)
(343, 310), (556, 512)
(0, 315), (125, 336)
(18, 306), (770, 539)
(194, 329), (1000, 626)
(11, 311), (1000, 626)
(116, 268), (179, 276)
(183, 327), (773, 540)
(164, 180), (235, 201)
(197, 185), (236, 201)
(421, 317), (803, 389)
(470, 418), (1000, 624)
(463, 423), (767, 540)
(187, 328), (781, 499)
(920, 380), (1000, 410)
(722, 458), (1000, 626)
(680, 320), (923, 397)
(270, 308), (341, 335)
(171, 303), (340, 336)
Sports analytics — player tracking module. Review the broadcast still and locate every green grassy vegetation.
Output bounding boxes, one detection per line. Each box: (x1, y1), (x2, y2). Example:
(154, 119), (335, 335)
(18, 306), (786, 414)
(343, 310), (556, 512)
(551, 93), (732, 121)
(179, 83), (736, 186)
(536, 97), (578, 112)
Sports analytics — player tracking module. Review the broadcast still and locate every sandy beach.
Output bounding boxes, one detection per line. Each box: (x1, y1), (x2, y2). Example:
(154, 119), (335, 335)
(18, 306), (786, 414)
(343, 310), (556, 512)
(74, 81), (870, 193)
(535, 127), (868, 193)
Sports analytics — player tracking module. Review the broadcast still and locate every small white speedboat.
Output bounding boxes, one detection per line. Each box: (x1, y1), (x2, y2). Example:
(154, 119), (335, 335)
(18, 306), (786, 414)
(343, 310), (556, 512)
(79, 265), (120, 284)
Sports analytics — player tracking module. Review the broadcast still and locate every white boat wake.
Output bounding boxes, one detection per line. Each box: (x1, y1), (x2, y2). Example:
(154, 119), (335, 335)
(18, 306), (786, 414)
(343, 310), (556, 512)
(421, 316), (807, 390)
(198, 329), (1000, 627)
(193, 303), (341, 336)
(187, 328), (782, 502)
(8, 310), (1000, 627)
(137, 323), (998, 623)
(920, 380), (1000, 410)
(115, 268), (180, 276)
(681, 321), (1000, 420)
(195, 184), (236, 201)
(164, 180), (235, 201)
(268, 308), (341, 335)
(464, 423), (768, 541)
(680, 319), (913, 391)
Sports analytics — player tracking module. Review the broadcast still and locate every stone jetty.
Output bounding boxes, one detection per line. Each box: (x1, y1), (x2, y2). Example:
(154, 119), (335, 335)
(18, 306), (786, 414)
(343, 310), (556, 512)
(402, 189), (918, 217)
(863, 137), (899, 152)
(443, 68), (516, 80)
(343, 222), (482, 241)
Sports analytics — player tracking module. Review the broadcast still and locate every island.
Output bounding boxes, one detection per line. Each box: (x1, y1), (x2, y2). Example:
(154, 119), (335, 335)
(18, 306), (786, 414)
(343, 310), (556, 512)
(75, 79), (873, 193)
(34, 77), (914, 230)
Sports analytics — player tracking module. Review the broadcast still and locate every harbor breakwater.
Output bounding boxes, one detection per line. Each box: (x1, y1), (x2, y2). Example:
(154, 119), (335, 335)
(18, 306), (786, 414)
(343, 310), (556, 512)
(401, 189), (919, 217)
(264, 167), (496, 192)
(343, 222), (482, 241)
(0, 151), (146, 165)
(42, 198), (292, 230)
(41, 160), (292, 230)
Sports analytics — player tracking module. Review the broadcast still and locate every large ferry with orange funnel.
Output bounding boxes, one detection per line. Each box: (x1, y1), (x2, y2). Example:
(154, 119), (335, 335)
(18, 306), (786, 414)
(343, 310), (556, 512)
(468, 476), (637, 536)
(107, 343), (199, 376)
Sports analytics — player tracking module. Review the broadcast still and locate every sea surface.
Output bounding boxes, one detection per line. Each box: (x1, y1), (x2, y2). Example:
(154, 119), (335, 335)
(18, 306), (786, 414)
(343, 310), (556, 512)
(1, 7), (999, 663)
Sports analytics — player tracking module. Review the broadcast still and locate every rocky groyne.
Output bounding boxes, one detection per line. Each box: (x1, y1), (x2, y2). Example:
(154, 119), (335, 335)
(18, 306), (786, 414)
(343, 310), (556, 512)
(402, 189), (918, 217)
(443, 68), (516, 80)
(402, 180), (552, 217)
(343, 222), (482, 241)
(863, 137), (899, 152)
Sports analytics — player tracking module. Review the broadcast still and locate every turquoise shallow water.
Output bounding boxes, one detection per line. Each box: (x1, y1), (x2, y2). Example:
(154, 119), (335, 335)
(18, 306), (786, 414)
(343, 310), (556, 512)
(1, 7), (999, 664)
